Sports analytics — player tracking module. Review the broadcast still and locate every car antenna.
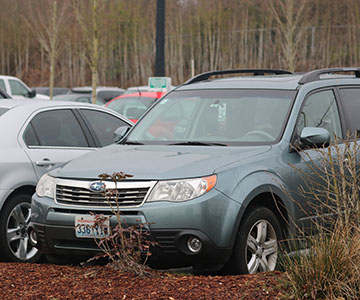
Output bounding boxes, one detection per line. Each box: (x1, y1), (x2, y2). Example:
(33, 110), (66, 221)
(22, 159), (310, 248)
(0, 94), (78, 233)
(137, 86), (142, 96)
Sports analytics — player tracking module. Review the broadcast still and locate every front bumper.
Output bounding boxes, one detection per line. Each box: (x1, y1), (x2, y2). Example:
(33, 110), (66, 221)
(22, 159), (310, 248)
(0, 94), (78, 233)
(31, 189), (240, 267)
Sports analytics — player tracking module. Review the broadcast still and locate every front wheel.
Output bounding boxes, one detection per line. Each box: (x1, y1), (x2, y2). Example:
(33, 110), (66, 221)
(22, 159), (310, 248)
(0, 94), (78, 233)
(0, 194), (41, 262)
(231, 206), (283, 274)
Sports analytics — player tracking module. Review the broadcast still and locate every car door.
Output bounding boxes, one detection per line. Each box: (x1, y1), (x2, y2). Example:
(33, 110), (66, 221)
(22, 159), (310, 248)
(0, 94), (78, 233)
(287, 88), (345, 232)
(20, 108), (95, 180)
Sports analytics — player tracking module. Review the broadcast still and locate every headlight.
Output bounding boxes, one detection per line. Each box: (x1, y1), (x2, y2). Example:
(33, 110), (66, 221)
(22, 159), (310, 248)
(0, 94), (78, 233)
(36, 174), (56, 199)
(147, 175), (216, 202)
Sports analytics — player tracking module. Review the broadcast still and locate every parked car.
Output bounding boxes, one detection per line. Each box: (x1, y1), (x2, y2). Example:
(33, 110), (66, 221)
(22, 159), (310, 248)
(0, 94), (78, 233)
(53, 93), (106, 105)
(105, 91), (166, 122)
(0, 75), (49, 100)
(0, 99), (132, 262)
(31, 67), (360, 273)
(123, 85), (149, 95)
(0, 87), (11, 99)
(70, 86), (125, 103)
(33, 87), (71, 97)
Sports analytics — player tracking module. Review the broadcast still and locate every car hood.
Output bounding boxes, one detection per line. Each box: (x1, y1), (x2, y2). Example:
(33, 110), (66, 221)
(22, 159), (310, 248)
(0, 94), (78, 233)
(51, 144), (271, 180)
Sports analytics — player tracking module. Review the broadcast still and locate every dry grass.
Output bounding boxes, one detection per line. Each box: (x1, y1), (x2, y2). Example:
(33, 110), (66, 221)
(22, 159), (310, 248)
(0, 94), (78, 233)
(282, 138), (360, 299)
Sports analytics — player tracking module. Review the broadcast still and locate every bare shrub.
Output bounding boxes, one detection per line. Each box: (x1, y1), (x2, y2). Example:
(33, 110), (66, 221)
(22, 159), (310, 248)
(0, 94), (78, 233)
(88, 172), (156, 276)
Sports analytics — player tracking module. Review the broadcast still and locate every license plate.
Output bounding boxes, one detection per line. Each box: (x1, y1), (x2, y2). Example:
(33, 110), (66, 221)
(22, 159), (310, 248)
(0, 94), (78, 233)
(75, 215), (110, 238)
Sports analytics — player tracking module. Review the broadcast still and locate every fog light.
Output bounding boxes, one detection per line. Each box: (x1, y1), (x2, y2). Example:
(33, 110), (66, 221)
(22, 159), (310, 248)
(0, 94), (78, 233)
(187, 236), (202, 254)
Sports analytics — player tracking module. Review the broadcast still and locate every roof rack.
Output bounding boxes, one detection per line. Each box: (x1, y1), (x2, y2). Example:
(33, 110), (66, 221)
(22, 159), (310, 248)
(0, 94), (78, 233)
(184, 69), (293, 85)
(299, 67), (360, 84)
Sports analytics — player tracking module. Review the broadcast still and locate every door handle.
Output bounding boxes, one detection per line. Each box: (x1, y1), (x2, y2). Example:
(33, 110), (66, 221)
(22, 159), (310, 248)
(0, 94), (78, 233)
(36, 159), (55, 167)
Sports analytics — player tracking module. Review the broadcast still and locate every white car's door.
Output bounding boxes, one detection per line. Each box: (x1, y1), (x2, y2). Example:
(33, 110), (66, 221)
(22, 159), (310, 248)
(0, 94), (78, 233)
(20, 108), (96, 180)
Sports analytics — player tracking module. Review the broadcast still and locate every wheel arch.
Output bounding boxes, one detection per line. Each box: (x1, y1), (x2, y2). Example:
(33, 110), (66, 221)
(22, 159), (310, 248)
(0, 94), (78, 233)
(240, 191), (289, 238)
(0, 185), (36, 212)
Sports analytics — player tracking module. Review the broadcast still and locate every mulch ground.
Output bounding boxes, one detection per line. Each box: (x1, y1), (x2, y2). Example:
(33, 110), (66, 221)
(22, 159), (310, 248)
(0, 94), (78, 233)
(0, 263), (290, 300)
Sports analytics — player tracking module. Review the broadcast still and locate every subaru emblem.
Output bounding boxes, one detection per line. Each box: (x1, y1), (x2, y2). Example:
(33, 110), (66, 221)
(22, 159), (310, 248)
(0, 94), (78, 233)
(89, 181), (106, 193)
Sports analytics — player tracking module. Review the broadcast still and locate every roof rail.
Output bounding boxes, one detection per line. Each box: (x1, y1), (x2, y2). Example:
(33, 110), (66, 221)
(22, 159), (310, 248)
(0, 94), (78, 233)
(184, 69), (293, 85)
(299, 67), (360, 84)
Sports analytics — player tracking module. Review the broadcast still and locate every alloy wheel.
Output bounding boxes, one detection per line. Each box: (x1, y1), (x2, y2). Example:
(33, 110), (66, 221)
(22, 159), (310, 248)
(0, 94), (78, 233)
(246, 219), (278, 274)
(6, 202), (38, 261)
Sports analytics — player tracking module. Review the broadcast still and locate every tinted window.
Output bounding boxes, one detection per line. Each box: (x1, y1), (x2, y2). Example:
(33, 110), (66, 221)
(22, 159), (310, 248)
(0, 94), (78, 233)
(28, 109), (88, 147)
(296, 90), (342, 142)
(339, 88), (360, 136)
(80, 109), (128, 146)
(9, 79), (29, 96)
(0, 79), (5, 91)
(24, 125), (40, 146)
(0, 108), (10, 117)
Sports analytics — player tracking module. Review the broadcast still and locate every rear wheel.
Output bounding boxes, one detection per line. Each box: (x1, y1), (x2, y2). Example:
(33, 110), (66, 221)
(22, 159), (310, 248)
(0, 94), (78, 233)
(228, 206), (282, 274)
(0, 194), (41, 262)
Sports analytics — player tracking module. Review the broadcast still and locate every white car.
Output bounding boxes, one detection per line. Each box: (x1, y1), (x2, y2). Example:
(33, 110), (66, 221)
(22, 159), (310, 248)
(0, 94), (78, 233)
(0, 99), (132, 262)
(0, 75), (49, 100)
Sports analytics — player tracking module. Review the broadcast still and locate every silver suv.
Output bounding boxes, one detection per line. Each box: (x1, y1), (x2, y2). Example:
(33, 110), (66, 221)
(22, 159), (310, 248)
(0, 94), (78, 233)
(31, 68), (360, 273)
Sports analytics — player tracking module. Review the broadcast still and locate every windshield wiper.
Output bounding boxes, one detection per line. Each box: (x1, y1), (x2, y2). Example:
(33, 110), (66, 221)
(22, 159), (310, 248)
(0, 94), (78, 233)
(169, 141), (227, 146)
(123, 140), (144, 145)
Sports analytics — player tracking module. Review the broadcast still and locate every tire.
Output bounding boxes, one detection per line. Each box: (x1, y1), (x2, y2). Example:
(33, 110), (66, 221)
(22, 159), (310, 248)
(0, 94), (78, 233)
(0, 193), (42, 262)
(228, 206), (283, 274)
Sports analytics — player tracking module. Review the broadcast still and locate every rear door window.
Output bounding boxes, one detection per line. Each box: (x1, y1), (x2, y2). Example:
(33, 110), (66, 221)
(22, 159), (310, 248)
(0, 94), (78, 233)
(25, 109), (89, 147)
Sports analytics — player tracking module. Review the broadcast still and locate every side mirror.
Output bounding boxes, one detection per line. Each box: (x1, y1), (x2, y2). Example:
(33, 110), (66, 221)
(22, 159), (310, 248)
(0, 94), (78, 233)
(299, 127), (330, 149)
(28, 89), (36, 98)
(113, 125), (131, 143)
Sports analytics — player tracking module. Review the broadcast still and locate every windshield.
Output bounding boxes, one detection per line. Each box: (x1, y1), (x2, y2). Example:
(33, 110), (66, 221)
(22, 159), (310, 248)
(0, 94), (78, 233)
(125, 89), (295, 145)
(107, 96), (157, 120)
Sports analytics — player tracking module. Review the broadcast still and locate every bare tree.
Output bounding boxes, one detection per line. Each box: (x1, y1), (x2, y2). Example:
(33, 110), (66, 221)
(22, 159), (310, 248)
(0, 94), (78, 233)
(74, 0), (104, 104)
(24, 0), (69, 99)
(269, 0), (309, 71)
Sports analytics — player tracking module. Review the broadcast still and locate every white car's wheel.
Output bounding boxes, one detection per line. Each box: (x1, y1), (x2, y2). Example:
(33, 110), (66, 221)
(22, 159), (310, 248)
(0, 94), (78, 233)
(0, 194), (41, 262)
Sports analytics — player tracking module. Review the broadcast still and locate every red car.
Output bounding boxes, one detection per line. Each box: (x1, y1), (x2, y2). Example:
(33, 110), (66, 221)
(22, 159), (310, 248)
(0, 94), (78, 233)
(105, 91), (166, 123)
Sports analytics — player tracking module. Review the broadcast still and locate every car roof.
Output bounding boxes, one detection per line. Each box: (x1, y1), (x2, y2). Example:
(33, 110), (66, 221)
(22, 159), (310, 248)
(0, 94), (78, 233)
(177, 75), (303, 91)
(0, 99), (108, 110)
(176, 68), (360, 91)
(71, 86), (125, 93)
(106, 91), (166, 106)
(116, 91), (166, 99)
(0, 75), (19, 80)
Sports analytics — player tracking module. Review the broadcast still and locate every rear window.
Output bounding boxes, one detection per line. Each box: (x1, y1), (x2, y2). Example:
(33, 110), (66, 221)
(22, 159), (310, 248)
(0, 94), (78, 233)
(107, 96), (157, 120)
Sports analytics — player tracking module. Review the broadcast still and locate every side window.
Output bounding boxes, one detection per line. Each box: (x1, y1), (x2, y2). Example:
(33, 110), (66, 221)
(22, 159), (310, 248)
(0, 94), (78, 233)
(296, 90), (342, 142)
(80, 109), (129, 146)
(23, 125), (40, 146)
(9, 79), (29, 96)
(0, 79), (6, 91)
(339, 88), (360, 136)
(28, 109), (89, 147)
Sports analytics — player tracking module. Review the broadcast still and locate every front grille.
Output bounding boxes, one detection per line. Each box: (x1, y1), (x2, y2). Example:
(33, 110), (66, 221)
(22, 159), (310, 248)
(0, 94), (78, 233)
(54, 179), (156, 208)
